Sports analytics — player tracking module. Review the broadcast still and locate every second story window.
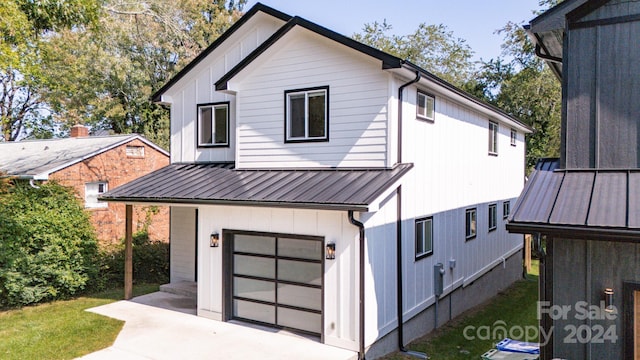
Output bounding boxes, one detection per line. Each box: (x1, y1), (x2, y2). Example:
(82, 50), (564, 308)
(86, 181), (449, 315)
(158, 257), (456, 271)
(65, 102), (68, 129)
(198, 102), (229, 147)
(285, 86), (328, 142)
(510, 129), (517, 146)
(417, 91), (435, 121)
(488, 121), (498, 155)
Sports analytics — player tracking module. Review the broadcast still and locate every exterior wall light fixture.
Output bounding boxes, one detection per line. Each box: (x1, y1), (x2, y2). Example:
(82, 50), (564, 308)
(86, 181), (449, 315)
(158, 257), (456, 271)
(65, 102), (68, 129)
(210, 232), (220, 247)
(326, 242), (336, 260)
(604, 288), (614, 313)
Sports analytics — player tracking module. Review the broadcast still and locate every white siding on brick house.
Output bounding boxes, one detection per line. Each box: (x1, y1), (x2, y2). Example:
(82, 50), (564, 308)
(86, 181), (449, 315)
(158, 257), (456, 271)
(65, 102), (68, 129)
(165, 13), (285, 164)
(228, 28), (391, 169)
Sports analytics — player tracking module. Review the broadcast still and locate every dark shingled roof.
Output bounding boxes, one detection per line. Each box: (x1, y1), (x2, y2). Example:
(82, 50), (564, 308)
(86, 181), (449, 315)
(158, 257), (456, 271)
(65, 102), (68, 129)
(101, 162), (413, 211)
(507, 158), (640, 241)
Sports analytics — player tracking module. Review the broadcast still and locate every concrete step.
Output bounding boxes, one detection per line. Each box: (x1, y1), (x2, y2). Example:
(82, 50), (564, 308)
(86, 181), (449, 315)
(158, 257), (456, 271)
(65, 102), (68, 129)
(159, 281), (197, 298)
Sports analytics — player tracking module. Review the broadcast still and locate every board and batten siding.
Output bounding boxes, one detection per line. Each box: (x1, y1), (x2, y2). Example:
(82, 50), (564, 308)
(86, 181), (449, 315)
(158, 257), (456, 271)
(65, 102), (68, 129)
(196, 205), (360, 352)
(232, 29), (391, 169)
(166, 14), (285, 164)
(397, 81), (525, 321)
(564, 0), (640, 168)
(170, 207), (197, 282)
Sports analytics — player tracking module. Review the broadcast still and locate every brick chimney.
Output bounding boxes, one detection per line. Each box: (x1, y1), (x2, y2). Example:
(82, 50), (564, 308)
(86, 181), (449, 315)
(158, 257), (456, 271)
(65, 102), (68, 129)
(70, 124), (89, 138)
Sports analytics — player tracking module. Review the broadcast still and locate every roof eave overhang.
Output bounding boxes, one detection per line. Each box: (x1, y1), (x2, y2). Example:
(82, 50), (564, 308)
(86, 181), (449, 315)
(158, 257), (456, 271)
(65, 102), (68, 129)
(393, 63), (533, 133)
(99, 196), (370, 212)
(215, 16), (403, 92)
(151, 3), (293, 103)
(506, 222), (640, 243)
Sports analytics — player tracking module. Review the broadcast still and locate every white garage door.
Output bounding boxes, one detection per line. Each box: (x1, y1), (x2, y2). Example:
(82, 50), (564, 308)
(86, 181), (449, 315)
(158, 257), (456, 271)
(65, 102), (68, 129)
(229, 232), (323, 336)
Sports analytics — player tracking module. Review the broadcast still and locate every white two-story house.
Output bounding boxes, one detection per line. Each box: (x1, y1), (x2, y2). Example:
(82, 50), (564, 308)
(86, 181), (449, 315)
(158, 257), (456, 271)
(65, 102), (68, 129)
(103, 3), (532, 359)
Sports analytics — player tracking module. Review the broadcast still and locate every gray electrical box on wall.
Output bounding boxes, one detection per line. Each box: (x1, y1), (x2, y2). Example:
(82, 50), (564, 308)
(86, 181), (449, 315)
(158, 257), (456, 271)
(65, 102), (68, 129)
(434, 263), (445, 297)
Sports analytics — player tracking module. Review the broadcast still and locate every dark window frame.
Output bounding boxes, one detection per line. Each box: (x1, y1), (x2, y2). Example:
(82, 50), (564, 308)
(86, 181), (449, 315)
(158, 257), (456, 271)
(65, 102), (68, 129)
(503, 201), (511, 219)
(416, 90), (435, 122)
(489, 121), (499, 156)
(465, 208), (477, 240)
(510, 128), (517, 147)
(284, 86), (329, 143)
(415, 216), (434, 260)
(624, 281), (640, 359)
(197, 101), (231, 148)
(488, 203), (498, 232)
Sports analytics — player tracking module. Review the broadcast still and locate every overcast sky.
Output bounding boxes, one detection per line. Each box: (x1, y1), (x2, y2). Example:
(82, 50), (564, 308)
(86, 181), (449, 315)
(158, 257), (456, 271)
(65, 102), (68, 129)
(244, 0), (544, 62)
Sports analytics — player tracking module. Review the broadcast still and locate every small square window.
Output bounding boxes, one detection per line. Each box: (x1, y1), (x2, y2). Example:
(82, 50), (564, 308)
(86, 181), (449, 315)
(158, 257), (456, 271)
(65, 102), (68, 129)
(417, 91), (435, 121)
(85, 182), (108, 208)
(503, 201), (511, 219)
(465, 208), (477, 240)
(489, 121), (499, 155)
(488, 203), (497, 232)
(415, 217), (433, 259)
(510, 129), (517, 147)
(285, 87), (328, 142)
(198, 103), (229, 147)
(126, 145), (145, 158)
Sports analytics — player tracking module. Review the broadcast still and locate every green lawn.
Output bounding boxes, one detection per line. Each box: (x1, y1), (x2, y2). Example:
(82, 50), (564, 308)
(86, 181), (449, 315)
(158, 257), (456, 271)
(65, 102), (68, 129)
(386, 262), (540, 359)
(0, 284), (159, 360)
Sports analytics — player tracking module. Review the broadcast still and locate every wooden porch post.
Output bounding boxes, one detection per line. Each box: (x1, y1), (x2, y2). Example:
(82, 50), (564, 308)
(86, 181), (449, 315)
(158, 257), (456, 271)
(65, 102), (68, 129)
(124, 204), (133, 300)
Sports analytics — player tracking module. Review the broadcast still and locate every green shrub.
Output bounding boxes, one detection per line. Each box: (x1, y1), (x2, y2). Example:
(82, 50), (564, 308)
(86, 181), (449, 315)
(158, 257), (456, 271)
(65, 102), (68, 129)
(0, 182), (99, 308)
(97, 230), (169, 288)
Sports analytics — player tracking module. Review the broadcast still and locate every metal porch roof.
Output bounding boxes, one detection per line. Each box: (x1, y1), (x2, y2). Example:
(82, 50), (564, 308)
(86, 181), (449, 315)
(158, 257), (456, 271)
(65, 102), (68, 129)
(101, 162), (413, 211)
(507, 158), (640, 240)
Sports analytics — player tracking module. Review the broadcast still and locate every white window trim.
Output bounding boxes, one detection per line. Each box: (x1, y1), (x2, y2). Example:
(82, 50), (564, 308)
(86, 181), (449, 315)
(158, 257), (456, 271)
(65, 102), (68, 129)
(85, 181), (108, 209)
(415, 216), (434, 259)
(197, 102), (229, 147)
(285, 87), (329, 142)
(417, 91), (435, 121)
(489, 121), (499, 155)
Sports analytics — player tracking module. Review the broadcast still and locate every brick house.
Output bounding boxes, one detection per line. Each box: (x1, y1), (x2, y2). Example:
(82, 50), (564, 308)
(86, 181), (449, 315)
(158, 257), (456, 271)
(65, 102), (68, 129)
(0, 125), (170, 244)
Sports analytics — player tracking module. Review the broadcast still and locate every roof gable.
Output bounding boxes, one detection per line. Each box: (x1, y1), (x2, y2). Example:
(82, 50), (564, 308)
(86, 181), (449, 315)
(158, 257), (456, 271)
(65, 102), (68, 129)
(0, 135), (168, 179)
(215, 16), (402, 92)
(151, 3), (292, 102)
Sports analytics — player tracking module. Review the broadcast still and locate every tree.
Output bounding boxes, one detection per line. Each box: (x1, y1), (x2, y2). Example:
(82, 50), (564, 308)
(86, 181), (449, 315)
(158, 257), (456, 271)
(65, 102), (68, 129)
(353, 20), (474, 86)
(0, 0), (100, 141)
(472, 17), (562, 171)
(39, 0), (245, 149)
(0, 182), (99, 308)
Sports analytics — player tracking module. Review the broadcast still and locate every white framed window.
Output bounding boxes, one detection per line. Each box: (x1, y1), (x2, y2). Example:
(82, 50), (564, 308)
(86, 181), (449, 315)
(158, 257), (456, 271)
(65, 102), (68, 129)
(489, 121), (499, 155)
(126, 145), (145, 158)
(488, 203), (497, 231)
(85, 182), (108, 209)
(465, 208), (477, 240)
(503, 201), (511, 219)
(510, 129), (517, 146)
(285, 86), (328, 142)
(417, 91), (435, 121)
(198, 102), (229, 147)
(415, 217), (433, 259)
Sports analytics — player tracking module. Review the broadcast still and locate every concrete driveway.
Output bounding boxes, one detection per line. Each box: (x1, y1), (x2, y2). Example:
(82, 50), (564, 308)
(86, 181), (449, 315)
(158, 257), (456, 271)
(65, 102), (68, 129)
(80, 292), (357, 360)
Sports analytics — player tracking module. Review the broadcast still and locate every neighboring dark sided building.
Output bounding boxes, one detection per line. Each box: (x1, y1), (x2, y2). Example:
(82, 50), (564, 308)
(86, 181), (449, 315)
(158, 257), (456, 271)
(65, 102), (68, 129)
(507, 0), (640, 359)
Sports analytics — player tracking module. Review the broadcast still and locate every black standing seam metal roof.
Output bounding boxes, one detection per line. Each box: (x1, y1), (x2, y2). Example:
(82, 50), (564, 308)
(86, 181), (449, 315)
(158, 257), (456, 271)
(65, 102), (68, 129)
(100, 162), (413, 211)
(507, 158), (640, 240)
